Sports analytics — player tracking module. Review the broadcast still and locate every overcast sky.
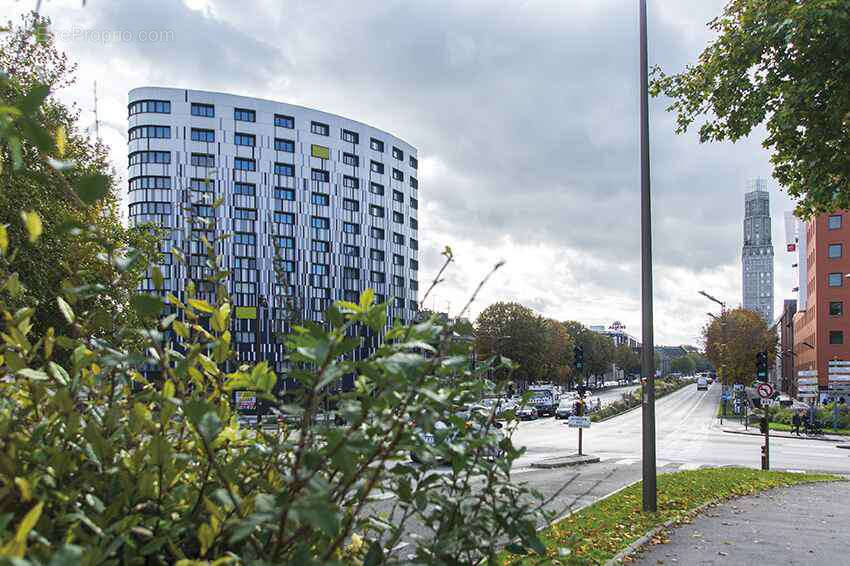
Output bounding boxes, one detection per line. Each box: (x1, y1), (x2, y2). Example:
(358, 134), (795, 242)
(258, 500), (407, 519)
(5, 0), (799, 345)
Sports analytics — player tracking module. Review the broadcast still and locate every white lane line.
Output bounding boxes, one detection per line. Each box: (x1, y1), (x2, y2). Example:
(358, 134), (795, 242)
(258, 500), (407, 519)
(615, 458), (639, 466)
(786, 469), (806, 474)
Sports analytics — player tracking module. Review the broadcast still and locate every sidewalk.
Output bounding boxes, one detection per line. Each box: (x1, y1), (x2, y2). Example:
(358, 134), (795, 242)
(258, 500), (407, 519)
(630, 481), (850, 565)
(719, 416), (848, 443)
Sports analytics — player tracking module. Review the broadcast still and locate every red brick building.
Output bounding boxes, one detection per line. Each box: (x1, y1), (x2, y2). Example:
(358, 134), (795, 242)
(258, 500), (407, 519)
(793, 211), (850, 402)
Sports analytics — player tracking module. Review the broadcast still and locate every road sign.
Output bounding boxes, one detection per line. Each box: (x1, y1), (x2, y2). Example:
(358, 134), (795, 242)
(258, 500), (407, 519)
(756, 382), (774, 399)
(798, 370), (818, 377)
(721, 391), (732, 401)
(733, 383), (744, 391)
(567, 416), (591, 428)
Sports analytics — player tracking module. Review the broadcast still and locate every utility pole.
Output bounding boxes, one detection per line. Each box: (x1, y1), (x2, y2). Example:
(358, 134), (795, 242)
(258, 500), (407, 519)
(93, 81), (100, 140)
(639, 0), (657, 513)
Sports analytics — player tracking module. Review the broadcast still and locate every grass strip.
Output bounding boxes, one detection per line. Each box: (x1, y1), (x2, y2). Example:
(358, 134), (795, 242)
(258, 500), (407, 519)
(769, 421), (850, 437)
(500, 467), (841, 565)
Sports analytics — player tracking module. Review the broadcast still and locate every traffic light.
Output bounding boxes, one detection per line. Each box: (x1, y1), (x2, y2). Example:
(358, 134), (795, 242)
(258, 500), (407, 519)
(574, 345), (584, 370)
(755, 351), (769, 381)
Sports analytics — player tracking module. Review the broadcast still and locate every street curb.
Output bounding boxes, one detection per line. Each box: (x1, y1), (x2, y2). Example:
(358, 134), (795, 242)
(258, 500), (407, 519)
(721, 429), (842, 443)
(837, 444), (850, 450)
(603, 501), (715, 566)
(530, 454), (600, 469)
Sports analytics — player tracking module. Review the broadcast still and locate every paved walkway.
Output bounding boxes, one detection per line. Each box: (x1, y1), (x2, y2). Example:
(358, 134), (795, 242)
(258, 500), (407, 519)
(631, 481), (850, 565)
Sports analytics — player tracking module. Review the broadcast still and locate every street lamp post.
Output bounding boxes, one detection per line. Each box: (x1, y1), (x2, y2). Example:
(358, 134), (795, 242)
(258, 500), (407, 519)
(639, 0), (657, 514)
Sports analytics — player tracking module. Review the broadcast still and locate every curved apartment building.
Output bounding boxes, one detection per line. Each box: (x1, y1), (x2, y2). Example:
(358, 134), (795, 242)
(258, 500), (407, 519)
(127, 87), (419, 372)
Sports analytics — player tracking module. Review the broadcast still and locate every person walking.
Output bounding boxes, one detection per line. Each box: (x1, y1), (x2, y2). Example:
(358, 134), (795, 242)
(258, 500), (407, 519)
(792, 411), (802, 436)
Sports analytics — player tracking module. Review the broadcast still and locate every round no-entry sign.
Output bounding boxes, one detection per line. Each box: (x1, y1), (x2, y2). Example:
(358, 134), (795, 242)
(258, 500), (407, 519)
(756, 382), (774, 399)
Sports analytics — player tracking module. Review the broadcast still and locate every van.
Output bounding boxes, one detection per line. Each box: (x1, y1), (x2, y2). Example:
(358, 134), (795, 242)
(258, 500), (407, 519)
(697, 376), (708, 391)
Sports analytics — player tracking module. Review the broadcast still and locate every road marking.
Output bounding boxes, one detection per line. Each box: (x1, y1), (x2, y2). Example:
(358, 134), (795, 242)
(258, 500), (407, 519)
(786, 469), (806, 474)
(615, 458), (639, 466)
(679, 462), (702, 470)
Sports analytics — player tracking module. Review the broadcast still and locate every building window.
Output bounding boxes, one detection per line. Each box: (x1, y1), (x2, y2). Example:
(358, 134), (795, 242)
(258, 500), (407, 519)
(311, 192), (330, 206)
(371, 227), (385, 240)
(392, 190), (404, 202)
(342, 222), (360, 234)
(828, 215), (843, 230)
(129, 150), (171, 165)
(190, 128), (215, 142)
(410, 238), (418, 250)
(129, 125), (171, 140)
(343, 244), (360, 257)
(392, 211), (404, 224)
(410, 218), (418, 230)
(343, 198), (359, 211)
(410, 197), (418, 209)
(189, 178), (214, 192)
(312, 264), (329, 275)
(311, 216), (330, 229)
(392, 253), (405, 266)
(393, 275), (405, 287)
(829, 244), (843, 258)
(410, 176), (418, 189)
(392, 146), (404, 160)
(312, 240), (331, 253)
(233, 232), (256, 245)
(410, 279), (418, 291)
(343, 267), (359, 279)
(311, 169), (330, 182)
(370, 138), (385, 152)
(830, 330), (844, 345)
(830, 301), (844, 316)
(129, 176), (171, 191)
(271, 235), (294, 249)
(394, 297), (405, 308)
(370, 182), (385, 195)
(370, 161), (384, 174)
(371, 271), (386, 283)
(343, 152), (359, 167)
(274, 212), (296, 224)
(129, 100), (170, 115)
(192, 204), (214, 218)
(829, 272), (844, 287)
(276, 260), (296, 273)
(341, 129), (359, 144)
(234, 208), (257, 220)
(311, 121), (330, 136)
(410, 259), (419, 270)
(370, 249), (385, 261)
(234, 182), (255, 195)
(410, 156), (418, 169)
(274, 187), (295, 200)
(392, 232), (405, 245)
(275, 138), (295, 152)
(274, 114), (294, 128)
(190, 153), (214, 167)
(369, 205), (385, 218)
(234, 157), (256, 171)
(234, 108), (255, 122)
(343, 176), (360, 189)
(129, 202), (172, 216)
(234, 133), (255, 147)
(191, 103), (215, 117)
(273, 162), (294, 177)
(392, 168), (404, 181)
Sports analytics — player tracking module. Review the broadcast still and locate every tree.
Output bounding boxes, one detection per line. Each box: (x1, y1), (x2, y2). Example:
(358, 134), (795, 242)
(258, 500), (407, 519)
(0, 13), (157, 342)
(540, 318), (574, 386)
(614, 344), (641, 376)
(651, 0), (850, 216)
(475, 302), (546, 383)
(703, 308), (778, 385)
(561, 321), (616, 387)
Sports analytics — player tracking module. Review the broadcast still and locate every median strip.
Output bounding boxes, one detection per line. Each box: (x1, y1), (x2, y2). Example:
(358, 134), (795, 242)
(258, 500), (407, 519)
(498, 467), (841, 565)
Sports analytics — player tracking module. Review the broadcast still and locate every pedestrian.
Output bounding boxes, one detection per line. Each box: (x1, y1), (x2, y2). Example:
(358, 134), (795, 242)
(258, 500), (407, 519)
(596, 397), (602, 411)
(792, 411), (802, 436)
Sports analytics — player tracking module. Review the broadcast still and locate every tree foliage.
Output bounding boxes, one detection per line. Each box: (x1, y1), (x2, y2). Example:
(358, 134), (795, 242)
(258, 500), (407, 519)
(0, 15), (557, 564)
(651, 0), (850, 216)
(474, 302), (547, 382)
(702, 308), (778, 385)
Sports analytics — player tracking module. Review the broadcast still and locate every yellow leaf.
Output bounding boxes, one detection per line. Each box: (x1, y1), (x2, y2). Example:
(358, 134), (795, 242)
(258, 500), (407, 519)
(12, 501), (43, 555)
(188, 298), (215, 314)
(20, 211), (42, 243)
(14, 478), (31, 502)
(56, 125), (67, 157)
(163, 380), (175, 398)
(0, 224), (8, 255)
(197, 522), (214, 556)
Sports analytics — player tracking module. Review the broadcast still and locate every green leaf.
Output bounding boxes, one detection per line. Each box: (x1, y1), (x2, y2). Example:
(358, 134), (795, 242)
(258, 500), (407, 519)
(152, 266), (164, 290)
(185, 400), (222, 443)
(20, 211), (42, 243)
(131, 294), (163, 318)
(363, 540), (384, 566)
(0, 224), (7, 255)
(48, 544), (84, 566)
(16, 368), (48, 381)
(188, 298), (215, 314)
(47, 362), (70, 385)
(76, 174), (109, 204)
(20, 84), (50, 115)
(56, 297), (75, 323)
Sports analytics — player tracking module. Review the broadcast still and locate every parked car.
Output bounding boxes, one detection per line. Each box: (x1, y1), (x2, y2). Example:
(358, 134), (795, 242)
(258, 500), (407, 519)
(555, 398), (574, 420)
(410, 411), (505, 464)
(516, 405), (539, 420)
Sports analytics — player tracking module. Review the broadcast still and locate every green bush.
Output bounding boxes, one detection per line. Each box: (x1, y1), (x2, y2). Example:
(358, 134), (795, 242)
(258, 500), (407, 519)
(0, 17), (556, 564)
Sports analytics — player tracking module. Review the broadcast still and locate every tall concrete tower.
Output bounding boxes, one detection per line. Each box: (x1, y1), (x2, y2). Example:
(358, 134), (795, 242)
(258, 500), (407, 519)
(742, 178), (774, 322)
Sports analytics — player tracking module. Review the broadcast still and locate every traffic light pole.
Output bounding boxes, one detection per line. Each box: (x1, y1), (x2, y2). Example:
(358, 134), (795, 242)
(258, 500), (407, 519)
(577, 399), (584, 456)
